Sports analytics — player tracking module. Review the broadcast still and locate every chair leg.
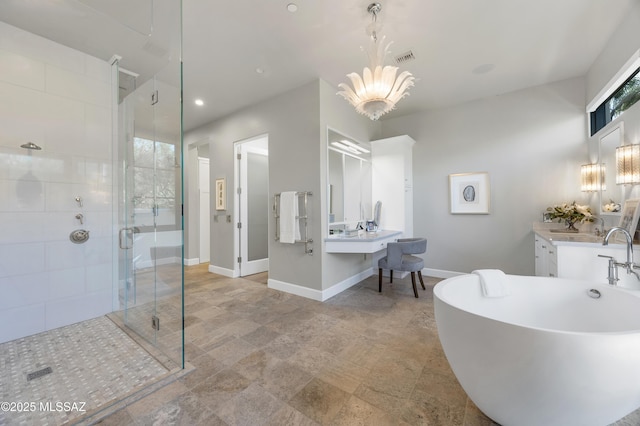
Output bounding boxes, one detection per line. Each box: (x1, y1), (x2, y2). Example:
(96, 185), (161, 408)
(390, 270), (393, 283)
(411, 272), (419, 298)
(378, 268), (382, 293)
(418, 271), (426, 290)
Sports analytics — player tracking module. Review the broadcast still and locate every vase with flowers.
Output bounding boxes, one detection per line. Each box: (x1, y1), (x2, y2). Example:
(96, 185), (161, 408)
(546, 202), (594, 232)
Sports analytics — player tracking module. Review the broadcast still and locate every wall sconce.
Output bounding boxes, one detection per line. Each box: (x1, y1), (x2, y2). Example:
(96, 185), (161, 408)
(616, 144), (640, 184)
(581, 163), (604, 192)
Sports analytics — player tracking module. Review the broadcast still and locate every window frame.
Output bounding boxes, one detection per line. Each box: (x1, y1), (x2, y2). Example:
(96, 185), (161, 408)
(588, 49), (640, 136)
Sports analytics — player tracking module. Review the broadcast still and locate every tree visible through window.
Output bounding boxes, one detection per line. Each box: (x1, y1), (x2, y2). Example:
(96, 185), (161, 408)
(609, 71), (640, 120)
(133, 137), (176, 215)
(591, 68), (640, 135)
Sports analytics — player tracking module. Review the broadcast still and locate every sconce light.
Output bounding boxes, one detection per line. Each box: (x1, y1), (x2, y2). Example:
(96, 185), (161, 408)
(581, 163), (604, 192)
(616, 144), (640, 184)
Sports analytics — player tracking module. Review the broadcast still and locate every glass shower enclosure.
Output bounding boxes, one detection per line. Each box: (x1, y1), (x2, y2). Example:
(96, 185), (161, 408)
(113, 4), (185, 368)
(0, 0), (184, 369)
(116, 59), (184, 367)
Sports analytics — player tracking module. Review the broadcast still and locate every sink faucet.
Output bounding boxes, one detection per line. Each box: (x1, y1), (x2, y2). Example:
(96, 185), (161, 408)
(602, 227), (640, 281)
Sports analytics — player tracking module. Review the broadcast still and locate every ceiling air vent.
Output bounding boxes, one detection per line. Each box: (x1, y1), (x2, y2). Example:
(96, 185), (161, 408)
(394, 50), (415, 65)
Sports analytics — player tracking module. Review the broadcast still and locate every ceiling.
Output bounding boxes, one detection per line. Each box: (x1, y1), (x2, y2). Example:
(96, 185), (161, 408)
(0, 0), (637, 132)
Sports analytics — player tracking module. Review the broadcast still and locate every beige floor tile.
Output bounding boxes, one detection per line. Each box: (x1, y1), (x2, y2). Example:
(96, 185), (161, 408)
(23, 266), (640, 425)
(289, 378), (351, 425)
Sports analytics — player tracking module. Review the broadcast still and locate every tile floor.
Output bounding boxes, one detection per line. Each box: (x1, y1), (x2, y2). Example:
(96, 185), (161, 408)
(7, 264), (640, 425)
(95, 265), (640, 425)
(94, 265), (496, 425)
(0, 317), (170, 425)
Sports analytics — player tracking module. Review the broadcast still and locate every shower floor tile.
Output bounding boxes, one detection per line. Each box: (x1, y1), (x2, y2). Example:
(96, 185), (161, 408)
(0, 316), (169, 425)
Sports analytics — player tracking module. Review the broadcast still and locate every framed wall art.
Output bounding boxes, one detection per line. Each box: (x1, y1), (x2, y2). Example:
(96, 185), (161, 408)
(449, 172), (490, 214)
(616, 198), (640, 243)
(215, 178), (226, 211)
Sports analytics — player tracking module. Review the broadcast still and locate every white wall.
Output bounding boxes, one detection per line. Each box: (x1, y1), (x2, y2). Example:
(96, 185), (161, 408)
(586, 1), (640, 230)
(586, 2), (640, 107)
(0, 22), (114, 343)
(319, 79), (381, 294)
(185, 81), (324, 291)
(381, 77), (588, 275)
(184, 79), (379, 298)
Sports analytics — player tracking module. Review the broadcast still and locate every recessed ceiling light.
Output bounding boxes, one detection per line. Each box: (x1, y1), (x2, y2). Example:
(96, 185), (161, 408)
(256, 67), (265, 74)
(194, 99), (204, 106)
(287, 3), (298, 13)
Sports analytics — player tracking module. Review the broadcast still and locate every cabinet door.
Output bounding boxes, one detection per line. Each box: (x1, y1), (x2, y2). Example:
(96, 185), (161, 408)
(534, 237), (548, 277)
(547, 245), (558, 277)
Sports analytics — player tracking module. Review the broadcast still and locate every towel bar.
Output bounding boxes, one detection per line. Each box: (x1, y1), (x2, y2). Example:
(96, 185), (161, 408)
(274, 191), (312, 254)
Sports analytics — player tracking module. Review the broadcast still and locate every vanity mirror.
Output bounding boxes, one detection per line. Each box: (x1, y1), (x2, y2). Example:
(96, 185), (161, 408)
(327, 128), (372, 234)
(598, 121), (624, 215)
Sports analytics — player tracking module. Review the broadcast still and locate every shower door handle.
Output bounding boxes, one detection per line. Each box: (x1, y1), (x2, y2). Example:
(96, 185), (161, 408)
(119, 228), (134, 249)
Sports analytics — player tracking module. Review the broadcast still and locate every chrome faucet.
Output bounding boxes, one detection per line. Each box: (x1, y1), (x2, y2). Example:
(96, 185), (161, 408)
(602, 227), (640, 281)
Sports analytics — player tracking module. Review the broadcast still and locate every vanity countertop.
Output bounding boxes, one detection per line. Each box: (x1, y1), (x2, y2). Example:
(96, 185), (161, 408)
(532, 222), (619, 247)
(534, 229), (605, 247)
(324, 230), (403, 254)
(324, 229), (402, 242)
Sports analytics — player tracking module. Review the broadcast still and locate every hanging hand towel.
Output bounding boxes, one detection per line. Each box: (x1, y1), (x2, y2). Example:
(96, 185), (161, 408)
(279, 191), (300, 244)
(472, 269), (510, 298)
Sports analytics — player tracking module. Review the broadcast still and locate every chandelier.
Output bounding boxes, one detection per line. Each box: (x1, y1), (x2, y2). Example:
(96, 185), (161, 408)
(337, 3), (415, 121)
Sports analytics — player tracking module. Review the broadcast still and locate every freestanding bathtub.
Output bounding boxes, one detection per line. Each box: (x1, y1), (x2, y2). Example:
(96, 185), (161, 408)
(434, 273), (640, 426)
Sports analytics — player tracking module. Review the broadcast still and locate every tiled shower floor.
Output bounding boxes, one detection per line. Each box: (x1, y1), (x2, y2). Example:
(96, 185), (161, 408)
(0, 316), (170, 425)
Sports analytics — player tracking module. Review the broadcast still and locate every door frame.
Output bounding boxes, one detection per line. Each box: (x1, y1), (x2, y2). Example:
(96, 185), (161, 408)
(198, 156), (210, 263)
(233, 134), (269, 277)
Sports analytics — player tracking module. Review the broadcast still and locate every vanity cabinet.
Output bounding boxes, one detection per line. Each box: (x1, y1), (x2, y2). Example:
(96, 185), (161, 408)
(371, 135), (415, 236)
(533, 231), (640, 288)
(534, 235), (558, 277)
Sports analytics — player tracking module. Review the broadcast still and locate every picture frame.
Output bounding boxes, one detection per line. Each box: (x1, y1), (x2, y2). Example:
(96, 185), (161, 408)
(616, 198), (640, 243)
(215, 178), (226, 211)
(449, 172), (490, 214)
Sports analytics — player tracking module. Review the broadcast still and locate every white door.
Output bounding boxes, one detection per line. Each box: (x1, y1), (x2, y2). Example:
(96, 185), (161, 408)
(198, 157), (210, 263)
(235, 136), (269, 276)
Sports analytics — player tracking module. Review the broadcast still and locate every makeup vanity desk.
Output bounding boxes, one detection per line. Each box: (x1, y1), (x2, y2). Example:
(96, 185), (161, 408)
(324, 230), (402, 253)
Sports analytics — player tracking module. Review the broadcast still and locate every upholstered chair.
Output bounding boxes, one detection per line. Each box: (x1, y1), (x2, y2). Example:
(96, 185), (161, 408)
(378, 238), (427, 298)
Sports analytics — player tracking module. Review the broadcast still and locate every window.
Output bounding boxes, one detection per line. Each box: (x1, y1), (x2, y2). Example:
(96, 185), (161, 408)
(133, 137), (177, 226)
(590, 64), (640, 135)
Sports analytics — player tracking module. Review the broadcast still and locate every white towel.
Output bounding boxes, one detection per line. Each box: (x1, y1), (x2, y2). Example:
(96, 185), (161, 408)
(279, 191), (300, 244)
(473, 269), (510, 298)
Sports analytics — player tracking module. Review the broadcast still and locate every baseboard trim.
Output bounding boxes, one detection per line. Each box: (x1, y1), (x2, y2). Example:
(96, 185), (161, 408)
(321, 268), (374, 301)
(423, 268), (464, 279)
(184, 257), (200, 266)
(268, 279), (323, 301)
(268, 268), (376, 302)
(208, 264), (239, 278)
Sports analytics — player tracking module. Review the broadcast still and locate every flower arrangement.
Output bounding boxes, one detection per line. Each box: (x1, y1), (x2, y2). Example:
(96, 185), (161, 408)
(602, 200), (621, 212)
(546, 202), (594, 231)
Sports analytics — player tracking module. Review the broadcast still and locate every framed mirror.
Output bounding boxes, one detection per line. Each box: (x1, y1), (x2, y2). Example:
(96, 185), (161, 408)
(327, 128), (371, 235)
(598, 121), (624, 215)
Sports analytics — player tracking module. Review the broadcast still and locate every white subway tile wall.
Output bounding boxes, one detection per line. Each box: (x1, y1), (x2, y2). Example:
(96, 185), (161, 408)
(0, 21), (114, 343)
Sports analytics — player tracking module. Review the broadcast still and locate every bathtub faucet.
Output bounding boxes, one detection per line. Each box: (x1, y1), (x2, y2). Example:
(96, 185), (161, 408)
(602, 227), (640, 282)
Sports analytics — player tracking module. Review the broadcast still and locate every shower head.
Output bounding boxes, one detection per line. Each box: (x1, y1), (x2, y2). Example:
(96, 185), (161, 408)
(20, 142), (42, 150)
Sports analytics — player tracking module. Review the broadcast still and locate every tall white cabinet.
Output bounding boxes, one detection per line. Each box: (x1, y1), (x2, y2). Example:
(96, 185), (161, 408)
(371, 135), (415, 237)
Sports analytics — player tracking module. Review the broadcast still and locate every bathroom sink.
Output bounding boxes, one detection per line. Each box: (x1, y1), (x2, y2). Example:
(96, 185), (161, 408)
(555, 234), (604, 243)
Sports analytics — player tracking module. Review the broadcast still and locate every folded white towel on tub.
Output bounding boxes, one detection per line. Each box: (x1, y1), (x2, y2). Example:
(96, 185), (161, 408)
(473, 269), (510, 298)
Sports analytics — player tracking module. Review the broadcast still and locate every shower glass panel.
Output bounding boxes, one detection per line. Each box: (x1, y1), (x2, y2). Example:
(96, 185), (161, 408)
(0, 0), (183, 420)
(117, 6), (184, 367)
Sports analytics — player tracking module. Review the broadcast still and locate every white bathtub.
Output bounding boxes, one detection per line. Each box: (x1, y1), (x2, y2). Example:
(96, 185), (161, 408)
(433, 273), (640, 426)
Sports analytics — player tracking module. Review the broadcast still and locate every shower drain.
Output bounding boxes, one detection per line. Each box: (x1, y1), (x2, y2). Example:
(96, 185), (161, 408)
(27, 366), (52, 381)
